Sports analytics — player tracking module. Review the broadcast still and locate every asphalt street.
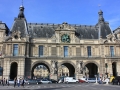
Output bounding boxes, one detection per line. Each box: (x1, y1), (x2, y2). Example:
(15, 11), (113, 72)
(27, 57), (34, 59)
(0, 83), (119, 90)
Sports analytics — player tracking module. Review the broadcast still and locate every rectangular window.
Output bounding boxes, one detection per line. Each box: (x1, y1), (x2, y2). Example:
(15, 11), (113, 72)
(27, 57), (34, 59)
(13, 44), (18, 56)
(110, 46), (114, 57)
(64, 46), (68, 57)
(39, 45), (43, 57)
(87, 46), (91, 57)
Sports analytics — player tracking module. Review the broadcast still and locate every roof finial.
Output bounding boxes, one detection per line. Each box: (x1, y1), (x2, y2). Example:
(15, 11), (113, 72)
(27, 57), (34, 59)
(22, 0), (23, 6)
(18, 1), (25, 19)
(98, 4), (104, 23)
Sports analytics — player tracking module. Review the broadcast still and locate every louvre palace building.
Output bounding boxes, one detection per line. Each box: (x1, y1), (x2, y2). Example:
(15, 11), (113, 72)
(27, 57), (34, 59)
(0, 5), (120, 80)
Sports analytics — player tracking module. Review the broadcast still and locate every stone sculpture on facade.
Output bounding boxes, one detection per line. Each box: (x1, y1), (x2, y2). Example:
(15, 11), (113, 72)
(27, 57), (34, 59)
(76, 61), (83, 74)
(51, 60), (58, 74)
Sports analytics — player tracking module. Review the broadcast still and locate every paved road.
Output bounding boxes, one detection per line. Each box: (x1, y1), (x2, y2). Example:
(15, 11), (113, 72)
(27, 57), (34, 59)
(0, 83), (119, 90)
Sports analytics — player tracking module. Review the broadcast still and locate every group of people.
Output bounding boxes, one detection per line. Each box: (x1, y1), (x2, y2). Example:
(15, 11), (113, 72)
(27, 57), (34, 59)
(14, 77), (25, 87)
(1, 78), (9, 86)
(0, 77), (25, 88)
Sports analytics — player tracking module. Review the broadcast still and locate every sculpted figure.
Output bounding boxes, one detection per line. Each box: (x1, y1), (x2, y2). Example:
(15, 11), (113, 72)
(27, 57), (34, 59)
(51, 61), (58, 74)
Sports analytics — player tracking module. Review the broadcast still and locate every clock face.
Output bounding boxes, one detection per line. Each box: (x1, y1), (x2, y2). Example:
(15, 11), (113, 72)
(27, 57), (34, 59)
(61, 34), (70, 43)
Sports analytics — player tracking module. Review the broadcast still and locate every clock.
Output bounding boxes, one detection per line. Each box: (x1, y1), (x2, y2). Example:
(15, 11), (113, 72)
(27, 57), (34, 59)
(61, 34), (70, 43)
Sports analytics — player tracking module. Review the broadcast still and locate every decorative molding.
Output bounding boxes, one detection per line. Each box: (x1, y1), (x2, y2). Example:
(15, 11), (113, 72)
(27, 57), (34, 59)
(56, 22), (75, 31)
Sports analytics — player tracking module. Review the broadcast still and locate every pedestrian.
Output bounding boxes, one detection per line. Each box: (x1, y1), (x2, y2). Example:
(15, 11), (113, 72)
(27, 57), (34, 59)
(17, 78), (20, 87)
(6, 79), (8, 85)
(14, 77), (17, 87)
(1, 79), (3, 86)
(3, 78), (5, 86)
(21, 78), (25, 87)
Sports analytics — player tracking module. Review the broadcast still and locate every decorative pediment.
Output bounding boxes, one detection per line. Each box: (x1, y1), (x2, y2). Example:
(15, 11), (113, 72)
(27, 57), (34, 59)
(104, 33), (116, 43)
(56, 22), (75, 31)
(12, 30), (21, 40)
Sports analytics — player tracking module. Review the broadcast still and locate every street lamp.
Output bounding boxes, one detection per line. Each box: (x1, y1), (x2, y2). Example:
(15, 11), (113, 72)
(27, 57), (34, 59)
(105, 63), (108, 78)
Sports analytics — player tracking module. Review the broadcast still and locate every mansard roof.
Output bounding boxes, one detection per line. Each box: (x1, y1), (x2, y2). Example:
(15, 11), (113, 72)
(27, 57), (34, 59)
(0, 21), (9, 36)
(11, 18), (28, 37)
(10, 6), (112, 39)
(27, 22), (112, 39)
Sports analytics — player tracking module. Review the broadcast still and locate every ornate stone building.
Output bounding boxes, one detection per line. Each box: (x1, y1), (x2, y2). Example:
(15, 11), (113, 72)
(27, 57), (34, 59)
(33, 65), (49, 78)
(0, 5), (120, 80)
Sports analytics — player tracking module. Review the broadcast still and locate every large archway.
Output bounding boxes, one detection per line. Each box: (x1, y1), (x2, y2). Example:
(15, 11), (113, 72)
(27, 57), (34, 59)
(10, 62), (18, 79)
(31, 62), (50, 79)
(58, 62), (75, 77)
(85, 63), (98, 78)
(112, 62), (117, 77)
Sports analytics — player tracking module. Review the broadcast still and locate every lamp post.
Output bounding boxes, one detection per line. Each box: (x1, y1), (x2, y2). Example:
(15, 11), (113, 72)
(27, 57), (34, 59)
(105, 63), (108, 78)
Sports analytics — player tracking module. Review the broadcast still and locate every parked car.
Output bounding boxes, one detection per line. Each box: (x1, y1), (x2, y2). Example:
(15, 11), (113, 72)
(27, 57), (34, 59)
(64, 77), (79, 83)
(78, 78), (86, 83)
(112, 76), (120, 85)
(86, 78), (100, 83)
(50, 79), (58, 83)
(26, 79), (39, 85)
(40, 79), (52, 84)
(8, 79), (14, 85)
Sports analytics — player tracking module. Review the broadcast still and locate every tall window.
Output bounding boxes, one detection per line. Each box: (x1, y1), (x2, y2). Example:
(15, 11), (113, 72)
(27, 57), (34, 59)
(64, 46), (68, 57)
(13, 44), (18, 56)
(110, 46), (114, 57)
(39, 45), (43, 57)
(87, 46), (91, 57)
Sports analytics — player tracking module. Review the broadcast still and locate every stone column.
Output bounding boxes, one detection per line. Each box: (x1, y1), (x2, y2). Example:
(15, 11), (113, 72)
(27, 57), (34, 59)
(3, 59), (10, 79)
(116, 61), (120, 76)
(17, 59), (25, 78)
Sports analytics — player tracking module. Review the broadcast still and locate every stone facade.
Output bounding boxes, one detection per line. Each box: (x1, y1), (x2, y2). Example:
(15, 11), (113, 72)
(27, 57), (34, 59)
(0, 6), (120, 80)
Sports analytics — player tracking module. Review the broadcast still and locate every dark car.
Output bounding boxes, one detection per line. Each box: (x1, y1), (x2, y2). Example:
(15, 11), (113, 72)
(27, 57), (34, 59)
(112, 76), (120, 85)
(26, 79), (39, 85)
(50, 79), (58, 83)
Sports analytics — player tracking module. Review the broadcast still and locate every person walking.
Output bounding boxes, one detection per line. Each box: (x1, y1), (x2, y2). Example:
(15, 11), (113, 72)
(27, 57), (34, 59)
(1, 79), (3, 86)
(21, 78), (25, 87)
(3, 78), (5, 86)
(14, 77), (17, 87)
(17, 78), (20, 87)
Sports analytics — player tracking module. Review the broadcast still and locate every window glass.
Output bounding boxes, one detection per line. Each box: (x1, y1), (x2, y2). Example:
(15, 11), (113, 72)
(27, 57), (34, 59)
(87, 46), (91, 57)
(110, 46), (114, 57)
(64, 46), (68, 57)
(13, 44), (18, 56)
(39, 45), (43, 57)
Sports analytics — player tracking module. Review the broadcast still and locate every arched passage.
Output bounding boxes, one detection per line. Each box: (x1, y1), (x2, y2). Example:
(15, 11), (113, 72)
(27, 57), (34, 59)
(31, 62), (50, 79)
(85, 63), (98, 78)
(10, 62), (18, 79)
(112, 62), (117, 77)
(58, 61), (75, 77)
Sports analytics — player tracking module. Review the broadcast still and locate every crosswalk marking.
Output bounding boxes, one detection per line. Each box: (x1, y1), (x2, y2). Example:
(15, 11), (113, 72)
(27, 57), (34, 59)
(0, 84), (119, 89)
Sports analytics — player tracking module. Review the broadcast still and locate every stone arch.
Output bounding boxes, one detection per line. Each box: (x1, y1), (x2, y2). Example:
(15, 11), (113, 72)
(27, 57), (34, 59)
(10, 62), (18, 79)
(31, 60), (51, 78)
(10, 61), (18, 65)
(58, 61), (76, 77)
(31, 60), (51, 72)
(83, 61), (100, 70)
(112, 62), (117, 77)
(82, 61), (100, 78)
(58, 61), (76, 70)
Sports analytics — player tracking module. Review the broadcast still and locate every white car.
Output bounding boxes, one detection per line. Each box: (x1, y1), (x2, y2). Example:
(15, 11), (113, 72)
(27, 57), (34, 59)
(8, 79), (14, 84)
(64, 77), (79, 83)
(86, 78), (100, 83)
(40, 79), (52, 84)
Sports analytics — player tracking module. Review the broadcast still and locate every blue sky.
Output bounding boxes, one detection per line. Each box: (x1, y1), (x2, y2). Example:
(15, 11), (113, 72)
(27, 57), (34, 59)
(0, 0), (120, 30)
